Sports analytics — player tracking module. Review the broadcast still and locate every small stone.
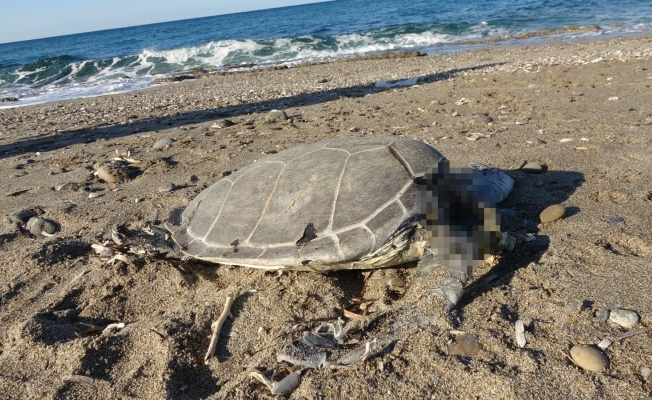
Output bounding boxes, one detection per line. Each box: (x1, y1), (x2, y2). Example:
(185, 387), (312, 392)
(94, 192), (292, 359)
(96, 165), (128, 184)
(608, 217), (625, 224)
(26, 216), (59, 237)
(211, 119), (235, 129)
(641, 117), (652, 126)
(642, 367), (652, 382)
(451, 111), (460, 117)
(265, 109), (288, 123)
(483, 115), (494, 124)
(608, 96), (619, 101)
(521, 162), (545, 174)
(0, 97), (18, 102)
(570, 345), (609, 372)
(158, 183), (177, 193)
(609, 309), (639, 328)
(153, 138), (176, 149)
(540, 204), (565, 223)
(88, 192), (101, 199)
(598, 309), (610, 321)
(448, 334), (481, 357)
(10, 210), (36, 224)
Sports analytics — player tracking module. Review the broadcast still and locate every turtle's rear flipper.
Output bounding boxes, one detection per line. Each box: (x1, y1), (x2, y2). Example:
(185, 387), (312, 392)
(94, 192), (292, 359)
(374, 252), (465, 348)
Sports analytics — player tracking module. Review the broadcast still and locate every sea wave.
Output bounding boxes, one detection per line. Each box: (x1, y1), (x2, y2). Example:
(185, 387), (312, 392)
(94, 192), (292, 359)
(1, 21), (651, 108)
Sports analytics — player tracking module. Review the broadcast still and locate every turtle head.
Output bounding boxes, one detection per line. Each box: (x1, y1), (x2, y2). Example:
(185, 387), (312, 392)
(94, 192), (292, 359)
(419, 159), (502, 277)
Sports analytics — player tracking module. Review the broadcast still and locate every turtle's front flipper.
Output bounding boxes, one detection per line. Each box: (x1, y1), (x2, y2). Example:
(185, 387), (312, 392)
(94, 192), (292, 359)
(469, 162), (514, 204)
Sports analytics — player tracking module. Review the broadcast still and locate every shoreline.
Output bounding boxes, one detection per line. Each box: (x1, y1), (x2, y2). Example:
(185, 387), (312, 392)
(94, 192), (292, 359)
(0, 32), (651, 399)
(1, 29), (652, 110)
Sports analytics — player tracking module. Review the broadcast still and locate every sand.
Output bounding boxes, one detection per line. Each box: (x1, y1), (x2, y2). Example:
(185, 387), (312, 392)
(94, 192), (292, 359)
(1, 34), (651, 399)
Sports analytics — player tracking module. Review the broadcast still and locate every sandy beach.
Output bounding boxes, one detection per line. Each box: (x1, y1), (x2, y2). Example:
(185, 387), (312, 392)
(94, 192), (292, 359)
(1, 34), (651, 399)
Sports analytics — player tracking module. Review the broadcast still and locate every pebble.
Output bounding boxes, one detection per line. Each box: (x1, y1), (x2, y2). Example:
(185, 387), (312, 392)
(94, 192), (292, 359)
(158, 183), (177, 193)
(10, 210), (37, 224)
(211, 119), (235, 129)
(521, 162), (545, 174)
(88, 192), (101, 199)
(96, 165), (128, 183)
(448, 334), (481, 357)
(609, 309), (639, 328)
(152, 138), (176, 149)
(642, 367), (652, 382)
(598, 309), (610, 321)
(608, 96), (619, 101)
(26, 216), (59, 237)
(265, 109), (288, 122)
(608, 217), (625, 224)
(570, 345), (609, 372)
(540, 204), (565, 223)
(271, 372), (301, 395)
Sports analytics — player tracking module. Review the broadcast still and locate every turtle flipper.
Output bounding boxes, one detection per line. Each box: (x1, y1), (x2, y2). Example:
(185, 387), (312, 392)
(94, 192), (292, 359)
(469, 162), (514, 204)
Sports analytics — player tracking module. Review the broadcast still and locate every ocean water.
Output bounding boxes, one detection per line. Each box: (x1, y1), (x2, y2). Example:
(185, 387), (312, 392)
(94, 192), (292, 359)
(1, 0), (651, 108)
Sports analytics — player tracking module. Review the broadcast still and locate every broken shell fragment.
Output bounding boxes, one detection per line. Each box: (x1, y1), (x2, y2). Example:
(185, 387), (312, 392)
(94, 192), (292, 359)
(302, 331), (335, 349)
(515, 320), (526, 348)
(277, 340), (327, 368)
(271, 372), (301, 395)
(570, 345), (609, 372)
(26, 216), (59, 236)
(335, 340), (375, 367)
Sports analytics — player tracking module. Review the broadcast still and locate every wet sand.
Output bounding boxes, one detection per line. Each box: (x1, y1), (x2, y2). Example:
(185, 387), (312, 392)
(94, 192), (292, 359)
(1, 34), (651, 399)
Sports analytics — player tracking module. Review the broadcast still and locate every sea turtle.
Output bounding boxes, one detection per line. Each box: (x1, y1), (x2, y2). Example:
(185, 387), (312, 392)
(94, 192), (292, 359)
(166, 136), (514, 312)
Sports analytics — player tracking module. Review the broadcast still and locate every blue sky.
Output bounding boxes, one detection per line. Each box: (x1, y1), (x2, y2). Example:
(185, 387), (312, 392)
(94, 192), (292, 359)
(0, 0), (328, 44)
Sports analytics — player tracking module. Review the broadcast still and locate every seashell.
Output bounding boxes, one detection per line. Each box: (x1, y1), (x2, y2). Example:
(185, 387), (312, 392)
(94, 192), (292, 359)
(270, 372), (301, 395)
(570, 345), (609, 372)
(153, 138), (176, 149)
(55, 182), (82, 191)
(88, 192), (101, 199)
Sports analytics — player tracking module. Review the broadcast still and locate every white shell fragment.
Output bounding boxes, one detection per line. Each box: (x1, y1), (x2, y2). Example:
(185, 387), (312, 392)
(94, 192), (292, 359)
(102, 323), (125, 334)
(609, 309), (639, 328)
(559, 138), (575, 143)
(515, 320), (526, 348)
(466, 132), (492, 141)
(597, 337), (612, 350)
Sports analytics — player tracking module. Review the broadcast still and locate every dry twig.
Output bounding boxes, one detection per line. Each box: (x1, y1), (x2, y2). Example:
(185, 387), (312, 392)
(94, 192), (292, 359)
(204, 295), (235, 363)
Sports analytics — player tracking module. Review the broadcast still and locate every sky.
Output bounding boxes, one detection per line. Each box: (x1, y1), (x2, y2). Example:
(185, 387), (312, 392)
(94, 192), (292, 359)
(0, 0), (328, 44)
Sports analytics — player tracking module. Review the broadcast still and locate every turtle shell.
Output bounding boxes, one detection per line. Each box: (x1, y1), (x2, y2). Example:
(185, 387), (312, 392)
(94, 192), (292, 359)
(167, 137), (445, 270)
